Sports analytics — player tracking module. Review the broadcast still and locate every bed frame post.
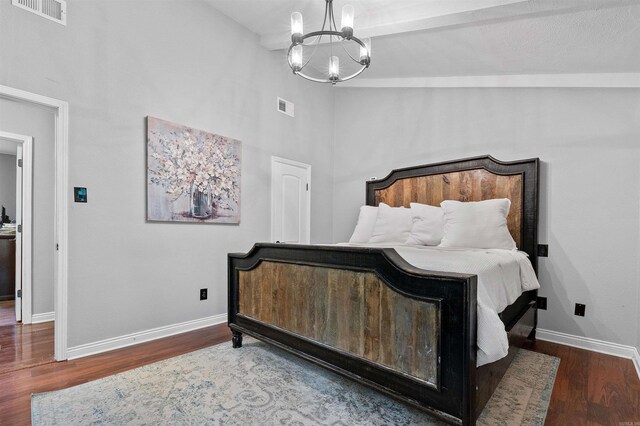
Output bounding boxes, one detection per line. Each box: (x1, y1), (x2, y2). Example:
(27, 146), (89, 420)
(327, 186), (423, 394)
(228, 255), (243, 349)
(462, 275), (478, 425)
(231, 331), (243, 348)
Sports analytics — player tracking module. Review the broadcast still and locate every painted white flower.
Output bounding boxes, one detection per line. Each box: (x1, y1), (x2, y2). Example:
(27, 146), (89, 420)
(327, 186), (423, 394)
(149, 128), (239, 205)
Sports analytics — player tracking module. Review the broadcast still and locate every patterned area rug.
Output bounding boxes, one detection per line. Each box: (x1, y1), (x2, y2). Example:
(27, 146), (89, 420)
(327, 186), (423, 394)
(32, 338), (559, 425)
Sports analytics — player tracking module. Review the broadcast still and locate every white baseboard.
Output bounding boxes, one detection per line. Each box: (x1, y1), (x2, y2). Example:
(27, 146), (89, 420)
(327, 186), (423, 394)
(31, 311), (55, 323)
(537, 328), (640, 379)
(66, 313), (228, 360)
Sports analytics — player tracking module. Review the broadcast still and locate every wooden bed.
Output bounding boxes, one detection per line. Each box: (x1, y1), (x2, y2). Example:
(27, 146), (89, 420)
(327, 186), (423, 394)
(228, 155), (539, 425)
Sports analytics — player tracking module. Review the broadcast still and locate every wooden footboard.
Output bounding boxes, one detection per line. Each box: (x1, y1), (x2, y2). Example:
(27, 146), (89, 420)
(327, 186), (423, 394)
(229, 243), (479, 425)
(239, 261), (440, 386)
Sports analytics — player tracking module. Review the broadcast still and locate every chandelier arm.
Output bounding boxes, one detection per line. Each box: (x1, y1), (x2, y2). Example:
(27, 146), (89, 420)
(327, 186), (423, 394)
(297, 30), (344, 41)
(330, 4), (339, 34)
(292, 72), (338, 84)
(330, 3), (343, 43)
(300, 30), (325, 69)
(340, 40), (361, 64)
(339, 35), (368, 64)
(320, 0), (329, 32)
(295, 32), (367, 49)
(300, 46), (317, 69)
(293, 60), (367, 84)
(328, 0), (334, 55)
(333, 63), (369, 82)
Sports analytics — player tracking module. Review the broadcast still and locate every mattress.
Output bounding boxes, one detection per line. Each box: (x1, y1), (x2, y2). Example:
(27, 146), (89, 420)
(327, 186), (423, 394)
(337, 243), (540, 366)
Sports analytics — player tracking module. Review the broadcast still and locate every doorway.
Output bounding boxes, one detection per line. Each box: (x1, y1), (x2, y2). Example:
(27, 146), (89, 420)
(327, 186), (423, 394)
(271, 156), (311, 244)
(0, 131), (49, 373)
(0, 131), (32, 323)
(0, 84), (68, 361)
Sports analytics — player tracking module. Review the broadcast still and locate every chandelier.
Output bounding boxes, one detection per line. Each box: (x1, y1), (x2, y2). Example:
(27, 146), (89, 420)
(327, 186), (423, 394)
(288, 0), (371, 84)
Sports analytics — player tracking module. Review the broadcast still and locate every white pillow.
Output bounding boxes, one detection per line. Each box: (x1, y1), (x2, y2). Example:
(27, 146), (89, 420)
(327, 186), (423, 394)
(439, 199), (517, 250)
(369, 203), (413, 243)
(348, 205), (378, 243)
(405, 202), (445, 246)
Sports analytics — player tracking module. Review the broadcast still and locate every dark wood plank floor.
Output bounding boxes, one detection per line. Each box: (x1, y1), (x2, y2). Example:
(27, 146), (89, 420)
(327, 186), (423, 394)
(0, 324), (232, 425)
(0, 301), (55, 375)
(0, 323), (638, 425)
(522, 339), (640, 425)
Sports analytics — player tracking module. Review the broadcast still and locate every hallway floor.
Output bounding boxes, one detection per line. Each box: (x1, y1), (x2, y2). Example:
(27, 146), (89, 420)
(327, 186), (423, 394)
(0, 300), (54, 375)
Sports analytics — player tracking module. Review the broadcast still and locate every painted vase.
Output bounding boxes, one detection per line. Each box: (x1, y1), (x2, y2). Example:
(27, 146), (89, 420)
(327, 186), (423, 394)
(190, 182), (213, 219)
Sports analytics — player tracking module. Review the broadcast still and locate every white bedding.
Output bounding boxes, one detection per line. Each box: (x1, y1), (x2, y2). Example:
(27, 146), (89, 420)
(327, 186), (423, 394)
(336, 243), (540, 366)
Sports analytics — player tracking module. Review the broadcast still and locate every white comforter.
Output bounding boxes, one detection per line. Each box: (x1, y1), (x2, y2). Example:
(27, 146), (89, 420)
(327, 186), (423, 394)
(337, 243), (540, 366)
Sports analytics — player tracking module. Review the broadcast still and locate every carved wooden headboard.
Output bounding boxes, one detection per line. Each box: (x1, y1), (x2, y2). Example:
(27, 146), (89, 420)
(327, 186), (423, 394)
(366, 155), (539, 270)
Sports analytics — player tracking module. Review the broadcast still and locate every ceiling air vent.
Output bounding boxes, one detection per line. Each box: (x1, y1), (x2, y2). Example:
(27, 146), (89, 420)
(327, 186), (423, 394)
(12, 0), (67, 26)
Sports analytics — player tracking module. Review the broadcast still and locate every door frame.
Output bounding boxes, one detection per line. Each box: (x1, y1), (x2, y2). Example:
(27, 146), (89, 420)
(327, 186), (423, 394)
(0, 84), (69, 361)
(270, 156), (311, 244)
(0, 131), (33, 323)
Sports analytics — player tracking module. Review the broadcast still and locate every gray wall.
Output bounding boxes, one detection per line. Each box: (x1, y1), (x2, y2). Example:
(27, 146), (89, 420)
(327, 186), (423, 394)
(3, 0), (637, 356)
(333, 87), (640, 353)
(0, 0), (334, 347)
(0, 153), (16, 220)
(0, 99), (56, 315)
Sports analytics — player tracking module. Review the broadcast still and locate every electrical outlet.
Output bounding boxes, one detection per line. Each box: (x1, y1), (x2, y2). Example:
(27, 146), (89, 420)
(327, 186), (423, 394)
(574, 303), (586, 317)
(537, 244), (549, 257)
(200, 288), (208, 300)
(536, 296), (547, 310)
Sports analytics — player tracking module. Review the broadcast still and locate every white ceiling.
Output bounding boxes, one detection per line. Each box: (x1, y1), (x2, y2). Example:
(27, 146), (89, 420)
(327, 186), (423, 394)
(207, 0), (640, 79)
(210, 0), (528, 49)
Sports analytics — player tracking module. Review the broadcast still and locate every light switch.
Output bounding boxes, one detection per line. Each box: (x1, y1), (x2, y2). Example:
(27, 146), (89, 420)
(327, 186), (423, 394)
(74, 187), (87, 203)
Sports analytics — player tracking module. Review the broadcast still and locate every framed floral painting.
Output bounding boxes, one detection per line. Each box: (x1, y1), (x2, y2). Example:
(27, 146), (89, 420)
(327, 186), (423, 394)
(146, 116), (241, 223)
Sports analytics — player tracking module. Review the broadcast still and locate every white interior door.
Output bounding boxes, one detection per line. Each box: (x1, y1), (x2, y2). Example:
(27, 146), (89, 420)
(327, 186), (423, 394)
(271, 157), (311, 244)
(0, 131), (32, 323)
(15, 145), (22, 321)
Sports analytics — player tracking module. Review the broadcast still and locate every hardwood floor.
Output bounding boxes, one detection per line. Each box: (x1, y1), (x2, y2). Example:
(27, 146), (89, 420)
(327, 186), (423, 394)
(0, 301), (54, 375)
(0, 324), (638, 425)
(0, 300), (15, 323)
(523, 339), (640, 425)
(0, 324), (232, 425)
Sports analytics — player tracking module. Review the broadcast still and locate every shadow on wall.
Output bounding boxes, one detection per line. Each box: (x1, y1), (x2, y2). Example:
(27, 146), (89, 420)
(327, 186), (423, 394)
(538, 233), (623, 344)
(538, 158), (593, 341)
(536, 157), (630, 346)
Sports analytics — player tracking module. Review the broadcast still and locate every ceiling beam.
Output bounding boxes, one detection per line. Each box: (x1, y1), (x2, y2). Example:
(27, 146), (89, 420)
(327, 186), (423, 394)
(259, 0), (634, 51)
(339, 73), (640, 88)
(262, 0), (537, 50)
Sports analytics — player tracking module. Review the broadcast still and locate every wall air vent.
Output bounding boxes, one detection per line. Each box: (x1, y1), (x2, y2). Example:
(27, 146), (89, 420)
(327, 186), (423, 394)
(12, 0), (67, 26)
(277, 97), (294, 117)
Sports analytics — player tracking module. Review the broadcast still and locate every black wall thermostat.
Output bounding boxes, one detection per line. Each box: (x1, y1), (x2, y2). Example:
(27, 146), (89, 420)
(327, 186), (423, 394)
(74, 187), (87, 203)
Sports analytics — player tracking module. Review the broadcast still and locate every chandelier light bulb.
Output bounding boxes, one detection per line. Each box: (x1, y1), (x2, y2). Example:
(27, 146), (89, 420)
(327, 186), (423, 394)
(341, 5), (354, 38)
(360, 37), (371, 64)
(291, 45), (303, 71)
(291, 12), (303, 42)
(329, 56), (340, 81)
